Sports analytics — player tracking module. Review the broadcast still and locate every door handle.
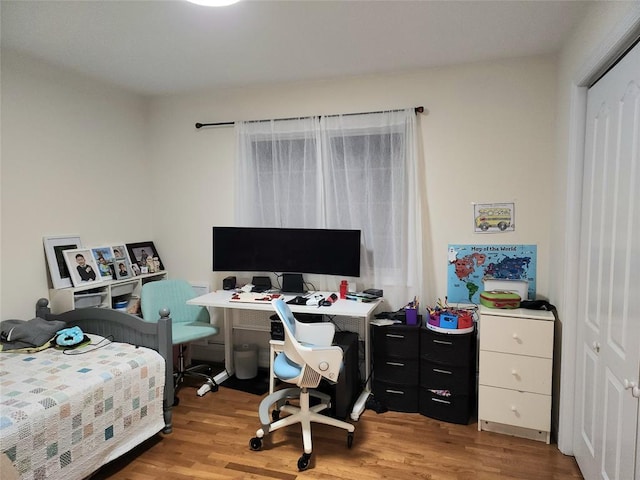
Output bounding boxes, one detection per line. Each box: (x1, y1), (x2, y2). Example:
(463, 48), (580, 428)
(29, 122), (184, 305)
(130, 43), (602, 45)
(592, 341), (600, 353)
(623, 379), (637, 390)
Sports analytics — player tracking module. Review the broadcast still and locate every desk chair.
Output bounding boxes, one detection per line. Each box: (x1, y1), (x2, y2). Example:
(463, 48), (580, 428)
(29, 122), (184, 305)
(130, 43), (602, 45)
(141, 279), (219, 401)
(249, 298), (354, 471)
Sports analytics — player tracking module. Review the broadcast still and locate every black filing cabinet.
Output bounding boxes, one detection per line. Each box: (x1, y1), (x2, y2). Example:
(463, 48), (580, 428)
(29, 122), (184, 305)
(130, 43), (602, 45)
(419, 326), (476, 424)
(372, 324), (421, 412)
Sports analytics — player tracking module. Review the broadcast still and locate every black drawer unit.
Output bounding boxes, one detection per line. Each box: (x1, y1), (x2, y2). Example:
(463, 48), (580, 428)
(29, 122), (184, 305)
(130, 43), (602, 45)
(419, 326), (476, 424)
(372, 326), (420, 358)
(420, 328), (474, 366)
(419, 388), (471, 424)
(373, 381), (419, 413)
(372, 324), (421, 412)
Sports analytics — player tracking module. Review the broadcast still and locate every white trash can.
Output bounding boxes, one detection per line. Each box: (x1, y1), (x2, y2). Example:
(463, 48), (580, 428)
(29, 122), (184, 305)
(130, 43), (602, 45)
(234, 343), (258, 379)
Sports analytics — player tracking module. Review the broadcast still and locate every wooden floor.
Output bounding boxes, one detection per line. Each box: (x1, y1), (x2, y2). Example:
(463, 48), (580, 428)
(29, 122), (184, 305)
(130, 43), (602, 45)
(94, 385), (583, 480)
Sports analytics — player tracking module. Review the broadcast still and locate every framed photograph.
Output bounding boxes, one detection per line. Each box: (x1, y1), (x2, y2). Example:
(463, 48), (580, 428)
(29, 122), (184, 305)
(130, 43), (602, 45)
(114, 258), (133, 280)
(111, 245), (128, 260)
(473, 202), (515, 233)
(43, 235), (82, 289)
(126, 241), (164, 274)
(90, 246), (116, 281)
(62, 248), (103, 287)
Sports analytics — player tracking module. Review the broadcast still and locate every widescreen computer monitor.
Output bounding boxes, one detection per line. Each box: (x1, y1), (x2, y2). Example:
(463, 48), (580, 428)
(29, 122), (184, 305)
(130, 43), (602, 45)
(212, 226), (361, 278)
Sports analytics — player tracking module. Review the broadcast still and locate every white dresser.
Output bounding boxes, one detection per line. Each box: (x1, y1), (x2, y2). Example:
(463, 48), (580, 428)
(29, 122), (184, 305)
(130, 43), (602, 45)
(477, 306), (555, 443)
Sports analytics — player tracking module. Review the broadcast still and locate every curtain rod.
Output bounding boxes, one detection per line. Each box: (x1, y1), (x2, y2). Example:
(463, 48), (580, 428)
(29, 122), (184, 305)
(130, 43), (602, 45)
(195, 106), (424, 129)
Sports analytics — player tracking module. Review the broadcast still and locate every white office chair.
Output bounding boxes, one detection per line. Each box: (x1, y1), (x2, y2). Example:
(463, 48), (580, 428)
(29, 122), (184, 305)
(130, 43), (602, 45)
(249, 298), (355, 471)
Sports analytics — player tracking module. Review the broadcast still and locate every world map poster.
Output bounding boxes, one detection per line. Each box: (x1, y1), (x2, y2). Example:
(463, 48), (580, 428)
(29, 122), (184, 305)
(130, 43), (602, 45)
(447, 244), (537, 304)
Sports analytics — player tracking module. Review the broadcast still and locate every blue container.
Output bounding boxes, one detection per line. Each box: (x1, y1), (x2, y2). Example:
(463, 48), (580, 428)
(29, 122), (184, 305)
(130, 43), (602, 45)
(439, 313), (458, 329)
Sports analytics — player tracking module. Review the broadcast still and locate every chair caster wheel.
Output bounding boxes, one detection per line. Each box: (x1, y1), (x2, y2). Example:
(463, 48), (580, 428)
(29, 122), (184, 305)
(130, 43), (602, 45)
(272, 409), (280, 422)
(249, 437), (262, 451)
(347, 432), (354, 449)
(297, 452), (311, 471)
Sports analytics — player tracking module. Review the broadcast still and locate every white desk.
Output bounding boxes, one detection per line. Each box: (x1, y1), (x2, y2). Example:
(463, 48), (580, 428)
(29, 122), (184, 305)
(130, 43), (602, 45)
(187, 290), (381, 420)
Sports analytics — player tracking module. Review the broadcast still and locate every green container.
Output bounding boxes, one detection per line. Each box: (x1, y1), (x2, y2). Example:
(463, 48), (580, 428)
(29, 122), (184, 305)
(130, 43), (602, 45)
(479, 290), (521, 309)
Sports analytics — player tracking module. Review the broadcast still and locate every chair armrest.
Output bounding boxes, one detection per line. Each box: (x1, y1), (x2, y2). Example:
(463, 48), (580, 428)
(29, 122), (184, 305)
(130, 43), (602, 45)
(294, 344), (344, 382)
(295, 320), (335, 346)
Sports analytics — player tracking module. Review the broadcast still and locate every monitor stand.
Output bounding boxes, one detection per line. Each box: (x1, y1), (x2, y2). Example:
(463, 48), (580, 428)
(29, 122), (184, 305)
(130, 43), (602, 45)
(281, 273), (304, 294)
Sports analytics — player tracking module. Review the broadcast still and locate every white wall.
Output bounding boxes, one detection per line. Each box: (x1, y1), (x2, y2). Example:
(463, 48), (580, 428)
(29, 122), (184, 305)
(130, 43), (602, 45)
(1, 50), (558, 321)
(551, 1), (640, 454)
(0, 49), (154, 319)
(148, 55), (558, 310)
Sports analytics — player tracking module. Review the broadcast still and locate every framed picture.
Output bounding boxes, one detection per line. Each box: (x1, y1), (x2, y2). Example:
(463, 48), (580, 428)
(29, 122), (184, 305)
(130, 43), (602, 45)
(126, 241), (164, 274)
(90, 246), (116, 281)
(111, 245), (128, 261)
(62, 248), (103, 287)
(43, 235), (82, 289)
(473, 202), (515, 233)
(114, 258), (133, 280)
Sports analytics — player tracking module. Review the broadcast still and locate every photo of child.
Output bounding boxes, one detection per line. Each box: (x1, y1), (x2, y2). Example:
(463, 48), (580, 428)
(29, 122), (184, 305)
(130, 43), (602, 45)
(62, 248), (102, 287)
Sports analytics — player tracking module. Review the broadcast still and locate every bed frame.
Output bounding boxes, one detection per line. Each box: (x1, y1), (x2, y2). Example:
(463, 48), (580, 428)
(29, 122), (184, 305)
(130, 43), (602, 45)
(35, 298), (175, 433)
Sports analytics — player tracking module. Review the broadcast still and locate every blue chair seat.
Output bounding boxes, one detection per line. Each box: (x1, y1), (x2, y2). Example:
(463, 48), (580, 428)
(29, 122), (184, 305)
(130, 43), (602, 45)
(172, 323), (218, 345)
(273, 352), (302, 381)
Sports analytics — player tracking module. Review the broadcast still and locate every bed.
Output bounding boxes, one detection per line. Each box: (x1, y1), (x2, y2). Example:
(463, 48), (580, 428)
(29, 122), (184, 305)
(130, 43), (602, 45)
(0, 298), (174, 480)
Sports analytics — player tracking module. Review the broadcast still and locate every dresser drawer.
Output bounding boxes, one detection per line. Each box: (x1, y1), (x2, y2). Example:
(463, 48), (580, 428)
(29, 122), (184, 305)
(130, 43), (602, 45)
(373, 358), (419, 385)
(420, 360), (474, 394)
(419, 387), (472, 425)
(420, 328), (475, 366)
(373, 326), (420, 359)
(479, 351), (552, 395)
(372, 380), (419, 412)
(480, 315), (553, 358)
(478, 385), (551, 431)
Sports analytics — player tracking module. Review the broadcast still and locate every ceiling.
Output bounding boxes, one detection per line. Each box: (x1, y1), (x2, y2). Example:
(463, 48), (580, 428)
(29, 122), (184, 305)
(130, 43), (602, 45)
(1, 0), (591, 96)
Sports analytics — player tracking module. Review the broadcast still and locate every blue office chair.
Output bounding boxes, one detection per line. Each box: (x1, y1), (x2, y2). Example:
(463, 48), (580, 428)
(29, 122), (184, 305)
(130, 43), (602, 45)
(141, 279), (219, 400)
(249, 298), (354, 471)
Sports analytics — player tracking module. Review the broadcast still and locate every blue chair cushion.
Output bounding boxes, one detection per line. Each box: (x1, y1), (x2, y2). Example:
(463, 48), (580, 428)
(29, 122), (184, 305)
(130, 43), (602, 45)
(172, 322), (218, 345)
(273, 352), (302, 381)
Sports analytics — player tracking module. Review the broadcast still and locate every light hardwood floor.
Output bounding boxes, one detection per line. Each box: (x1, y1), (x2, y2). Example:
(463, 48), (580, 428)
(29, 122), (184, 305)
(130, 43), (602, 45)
(94, 384), (583, 480)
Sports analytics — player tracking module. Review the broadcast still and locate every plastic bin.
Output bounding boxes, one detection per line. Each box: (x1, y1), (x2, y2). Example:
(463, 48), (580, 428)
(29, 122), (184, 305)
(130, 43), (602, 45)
(234, 343), (258, 379)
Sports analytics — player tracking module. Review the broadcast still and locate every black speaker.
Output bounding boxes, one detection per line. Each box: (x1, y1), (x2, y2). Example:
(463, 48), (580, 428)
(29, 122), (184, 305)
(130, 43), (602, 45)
(282, 273), (304, 293)
(270, 320), (284, 341)
(222, 276), (236, 290)
(251, 276), (272, 292)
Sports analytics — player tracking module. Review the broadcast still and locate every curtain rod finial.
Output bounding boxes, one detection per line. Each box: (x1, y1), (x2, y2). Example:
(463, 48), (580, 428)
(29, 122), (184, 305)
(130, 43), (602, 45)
(415, 106), (424, 114)
(195, 123), (203, 129)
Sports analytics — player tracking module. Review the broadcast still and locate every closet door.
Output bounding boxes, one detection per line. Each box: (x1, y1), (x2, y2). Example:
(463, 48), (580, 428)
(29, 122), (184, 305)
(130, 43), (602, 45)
(573, 40), (640, 480)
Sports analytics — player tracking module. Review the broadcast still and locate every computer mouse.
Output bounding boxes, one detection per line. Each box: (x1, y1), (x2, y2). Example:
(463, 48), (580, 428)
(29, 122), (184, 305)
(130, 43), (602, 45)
(320, 300), (332, 307)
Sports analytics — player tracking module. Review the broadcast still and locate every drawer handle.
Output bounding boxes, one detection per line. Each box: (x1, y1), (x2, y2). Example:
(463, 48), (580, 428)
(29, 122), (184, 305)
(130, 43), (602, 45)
(433, 340), (453, 345)
(386, 361), (405, 367)
(512, 333), (523, 344)
(511, 369), (518, 376)
(386, 334), (405, 339)
(433, 368), (452, 375)
(431, 397), (451, 405)
(385, 389), (405, 395)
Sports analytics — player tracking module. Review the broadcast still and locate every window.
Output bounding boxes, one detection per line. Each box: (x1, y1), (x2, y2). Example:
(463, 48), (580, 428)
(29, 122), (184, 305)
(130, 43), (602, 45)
(235, 109), (421, 307)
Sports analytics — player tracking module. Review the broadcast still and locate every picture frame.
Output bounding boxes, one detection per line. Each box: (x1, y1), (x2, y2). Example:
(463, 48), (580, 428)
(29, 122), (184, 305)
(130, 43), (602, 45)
(114, 258), (133, 280)
(90, 246), (116, 281)
(43, 235), (82, 289)
(473, 202), (515, 233)
(126, 241), (164, 274)
(62, 248), (103, 287)
(111, 245), (128, 261)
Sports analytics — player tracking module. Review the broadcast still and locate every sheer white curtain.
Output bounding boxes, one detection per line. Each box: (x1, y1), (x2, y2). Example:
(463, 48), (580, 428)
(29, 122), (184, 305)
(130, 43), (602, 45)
(321, 110), (422, 308)
(235, 117), (322, 227)
(235, 109), (422, 309)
